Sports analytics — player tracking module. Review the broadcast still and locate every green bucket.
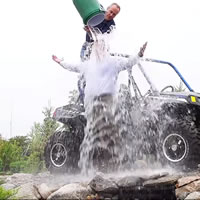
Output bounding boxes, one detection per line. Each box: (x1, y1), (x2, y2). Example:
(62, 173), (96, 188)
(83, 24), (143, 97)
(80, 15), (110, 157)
(73, 0), (105, 26)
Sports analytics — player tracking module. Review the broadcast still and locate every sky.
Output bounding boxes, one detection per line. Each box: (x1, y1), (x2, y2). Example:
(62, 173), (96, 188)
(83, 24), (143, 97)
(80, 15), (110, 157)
(0, 0), (200, 139)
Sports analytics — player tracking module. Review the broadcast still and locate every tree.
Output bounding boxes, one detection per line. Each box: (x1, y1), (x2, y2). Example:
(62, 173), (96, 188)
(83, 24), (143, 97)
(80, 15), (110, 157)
(68, 89), (79, 104)
(0, 104), (60, 173)
(0, 140), (22, 171)
(41, 106), (59, 144)
(26, 105), (59, 173)
(9, 136), (31, 156)
(175, 81), (186, 92)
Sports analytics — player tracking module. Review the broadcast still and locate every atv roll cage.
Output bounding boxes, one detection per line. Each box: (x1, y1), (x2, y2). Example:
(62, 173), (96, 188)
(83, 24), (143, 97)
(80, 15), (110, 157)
(143, 58), (194, 92)
(121, 56), (195, 102)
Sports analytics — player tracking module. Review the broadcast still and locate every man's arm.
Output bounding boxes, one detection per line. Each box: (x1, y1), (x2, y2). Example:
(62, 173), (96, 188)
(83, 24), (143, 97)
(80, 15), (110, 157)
(116, 42), (147, 72)
(116, 55), (139, 72)
(52, 55), (80, 73)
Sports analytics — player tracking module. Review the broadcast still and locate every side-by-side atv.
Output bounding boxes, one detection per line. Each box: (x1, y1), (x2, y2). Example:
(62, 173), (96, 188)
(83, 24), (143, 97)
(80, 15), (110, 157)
(44, 56), (200, 173)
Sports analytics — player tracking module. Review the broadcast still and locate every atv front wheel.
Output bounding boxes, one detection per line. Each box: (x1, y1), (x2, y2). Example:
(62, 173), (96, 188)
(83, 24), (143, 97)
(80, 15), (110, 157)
(162, 133), (188, 163)
(160, 119), (200, 170)
(50, 143), (67, 168)
(44, 130), (83, 174)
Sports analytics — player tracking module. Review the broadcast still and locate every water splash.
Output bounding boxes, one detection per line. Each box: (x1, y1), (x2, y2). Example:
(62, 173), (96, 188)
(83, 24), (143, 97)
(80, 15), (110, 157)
(77, 33), (169, 175)
(78, 33), (134, 174)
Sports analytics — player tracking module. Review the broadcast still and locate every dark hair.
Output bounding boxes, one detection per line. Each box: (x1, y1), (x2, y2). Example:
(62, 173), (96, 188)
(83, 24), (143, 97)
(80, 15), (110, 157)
(107, 3), (120, 11)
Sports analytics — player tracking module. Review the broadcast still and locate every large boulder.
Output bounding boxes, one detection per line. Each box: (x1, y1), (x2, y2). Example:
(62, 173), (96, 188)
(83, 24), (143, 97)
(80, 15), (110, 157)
(89, 174), (118, 194)
(35, 183), (59, 199)
(47, 183), (92, 200)
(15, 183), (41, 199)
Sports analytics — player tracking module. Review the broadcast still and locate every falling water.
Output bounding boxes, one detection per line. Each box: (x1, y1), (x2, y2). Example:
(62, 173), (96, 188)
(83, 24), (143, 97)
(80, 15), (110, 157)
(78, 85), (173, 176)
(77, 34), (173, 175)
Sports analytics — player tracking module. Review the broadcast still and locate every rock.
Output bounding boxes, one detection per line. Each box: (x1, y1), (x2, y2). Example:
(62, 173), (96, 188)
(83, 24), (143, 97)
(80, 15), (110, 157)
(189, 179), (200, 191)
(149, 172), (169, 180)
(116, 176), (144, 188)
(35, 183), (60, 199)
(36, 171), (51, 178)
(1, 183), (16, 190)
(3, 171), (200, 199)
(86, 194), (101, 200)
(0, 175), (9, 183)
(176, 175), (200, 187)
(47, 182), (92, 200)
(143, 175), (181, 186)
(89, 174), (118, 194)
(6, 173), (34, 187)
(32, 171), (55, 184)
(176, 179), (200, 199)
(15, 182), (41, 199)
(185, 191), (200, 200)
(176, 189), (190, 200)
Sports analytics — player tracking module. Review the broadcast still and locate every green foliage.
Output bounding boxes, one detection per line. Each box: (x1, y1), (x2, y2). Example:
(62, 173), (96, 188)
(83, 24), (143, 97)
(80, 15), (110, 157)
(27, 105), (59, 173)
(68, 89), (79, 104)
(0, 104), (60, 174)
(175, 81), (186, 92)
(0, 159), (2, 171)
(23, 152), (46, 174)
(10, 160), (27, 173)
(0, 171), (13, 176)
(0, 179), (5, 185)
(42, 106), (59, 144)
(9, 136), (31, 156)
(0, 186), (17, 199)
(29, 122), (44, 154)
(0, 136), (31, 173)
(0, 140), (22, 171)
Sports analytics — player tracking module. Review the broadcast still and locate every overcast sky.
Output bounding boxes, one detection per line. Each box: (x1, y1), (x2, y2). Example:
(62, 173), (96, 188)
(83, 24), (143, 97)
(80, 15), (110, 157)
(0, 0), (200, 139)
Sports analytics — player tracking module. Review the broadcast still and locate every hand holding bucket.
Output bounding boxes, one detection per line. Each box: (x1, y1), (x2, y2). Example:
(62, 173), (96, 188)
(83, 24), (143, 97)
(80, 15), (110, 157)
(73, 0), (105, 26)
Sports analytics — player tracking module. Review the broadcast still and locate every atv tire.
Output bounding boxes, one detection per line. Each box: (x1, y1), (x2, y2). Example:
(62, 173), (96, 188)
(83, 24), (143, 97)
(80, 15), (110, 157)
(44, 129), (84, 174)
(160, 119), (200, 170)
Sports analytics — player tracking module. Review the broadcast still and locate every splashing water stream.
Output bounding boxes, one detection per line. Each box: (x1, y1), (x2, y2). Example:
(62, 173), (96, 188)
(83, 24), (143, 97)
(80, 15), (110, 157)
(76, 34), (173, 175)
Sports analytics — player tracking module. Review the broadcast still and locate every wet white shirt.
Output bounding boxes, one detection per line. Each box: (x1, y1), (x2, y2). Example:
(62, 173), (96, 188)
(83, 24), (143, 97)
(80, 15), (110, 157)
(59, 55), (139, 105)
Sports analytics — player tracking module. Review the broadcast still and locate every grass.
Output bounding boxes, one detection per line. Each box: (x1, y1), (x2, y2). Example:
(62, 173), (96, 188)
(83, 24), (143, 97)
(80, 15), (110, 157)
(0, 186), (17, 199)
(0, 179), (5, 185)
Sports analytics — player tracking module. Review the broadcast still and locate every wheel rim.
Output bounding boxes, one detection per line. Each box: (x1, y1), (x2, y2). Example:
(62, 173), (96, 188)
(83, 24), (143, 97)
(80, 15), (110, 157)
(50, 143), (67, 167)
(162, 133), (188, 162)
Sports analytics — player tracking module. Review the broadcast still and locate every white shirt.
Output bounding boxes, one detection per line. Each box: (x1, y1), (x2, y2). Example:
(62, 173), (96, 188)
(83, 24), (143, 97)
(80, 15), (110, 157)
(59, 55), (139, 105)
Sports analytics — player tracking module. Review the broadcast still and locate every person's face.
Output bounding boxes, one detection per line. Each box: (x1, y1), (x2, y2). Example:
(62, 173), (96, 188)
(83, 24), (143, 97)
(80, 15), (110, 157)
(105, 5), (120, 21)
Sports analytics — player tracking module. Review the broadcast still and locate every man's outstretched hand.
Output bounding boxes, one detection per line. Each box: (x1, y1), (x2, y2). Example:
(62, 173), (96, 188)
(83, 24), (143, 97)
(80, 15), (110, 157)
(52, 55), (63, 63)
(138, 42), (148, 57)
